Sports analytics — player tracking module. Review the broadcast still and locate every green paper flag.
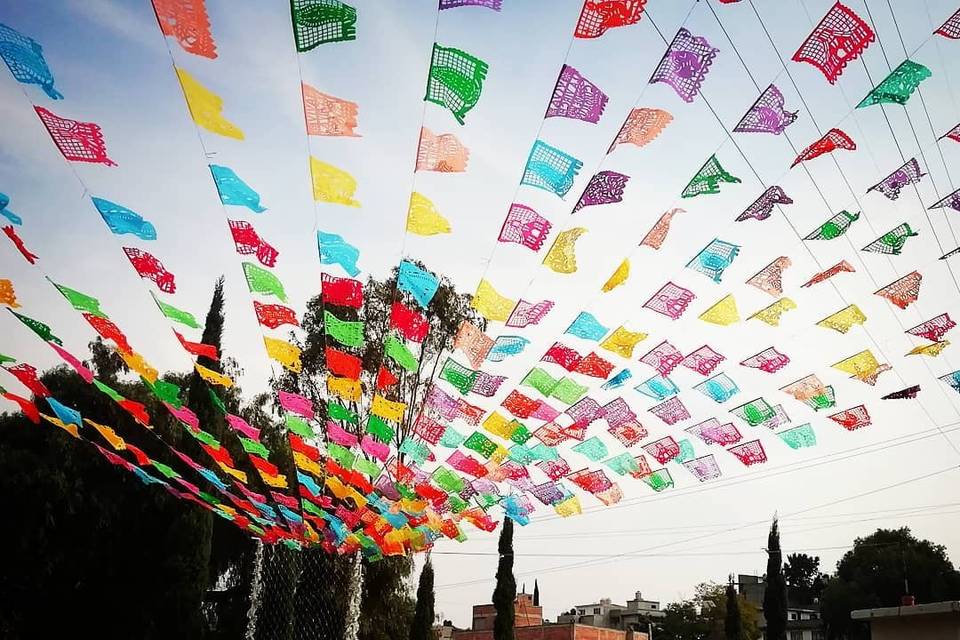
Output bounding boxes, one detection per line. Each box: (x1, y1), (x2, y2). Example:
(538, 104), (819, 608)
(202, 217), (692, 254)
(354, 457), (381, 479)
(144, 377), (183, 408)
(681, 155), (741, 198)
(240, 437), (270, 458)
(208, 388), (226, 414)
(11, 311), (62, 345)
(439, 358), (477, 395)
(366, 415), (394, 443)
(291, 0), (358, 52)
(447, 494), (468, 514)
(431, 467), (464, 493)
(857, 60), (931, 108)
(93, 379), (125, 402)
(151, 293), (200, 328)
(243, 262), (288, 302)
(521, 367), (558, 397)
(286, 414), (315, 438)
(152, 460), (181, 479)
(385, 335), (418, 372)
(53, 282), (106, 318)
(324, 311), (364, 347)
(0, 354), (15, 365)
(328, 401), (358, 424)
(424, 44), (489, 125)
(192, 429), (221, 447)
(550, 377), (588, 404)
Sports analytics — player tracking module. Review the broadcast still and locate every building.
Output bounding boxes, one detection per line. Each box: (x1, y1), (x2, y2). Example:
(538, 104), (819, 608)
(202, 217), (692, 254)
(851, 600), (960, 639)
(557, 592), (665, 632)
(470, 591), (544, 631)
(737, 574), (824, 640)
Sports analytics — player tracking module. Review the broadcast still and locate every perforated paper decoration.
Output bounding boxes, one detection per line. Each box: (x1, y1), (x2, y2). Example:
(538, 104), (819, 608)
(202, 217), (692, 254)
(748, 297), (797, 326)
(686, 239), (739, 282)
(734, 84), (796, 134)
(416, 127), (469, 172)
(424, 44), (488, 124)
(12, 311), (61, 345)
(758, 404), (791, 430)
(791, 128), (855, 167)
(92, 198), (157, 240)
(310, 157), (359, 207)
(573, 171), (629, 213)
(454, 322), (493, 368)
(740, 347), (790, 375)
(601, 397), (636, 428)
(728, 440), (767, 466)
(778, 423), (816, 449)
(264, 337), (302, 373)
(546, 65), (608, 124)
(929, 189), (960, 213)
(695, 373), (740, 403)
(242, 262), (286, 301)
(940, 370), (960, 394)
(0, 192), (20, 226)
(608, 421), (647, 447)
(642, 468), (673, 491)
(3, 226), (36, 264)
(5, 363), (50, 397)
(643, 436), (681, 464)
(575, 353), (615, 379)
(321, 273), (363, 310)
(566, 312), (608, 341)
(522, 368), (559, 397)
(572, 437), (609, 462)
(206, 165), (265, 213)
(498, 204), (552, 251)
(84, 315), (130, 352)
(601, 259), (630, 293)
(746, 256), (791, 297)
(882, 385), (920, 400)
(906, 341), (950, 357)
(640, 208), (684, 250)
(543, 227), (587, 273)
(858, 60), (931, 108)
(398, 261), (439, 309)
(506, 298), (554, 328)
(699, 295), (739, 326)
(634, 374), (678, 400)
(440, 358), (477, 395)
(684, 455), (722, 482)
(324, 310), (363, 347)
(805, 210), (859, 242)
(640, 341), (683, 377)
(792, 2), (874, 83)
(575, 0), (646, 38)
(730, 397), (775, 426)
(681, 345), (725, 376)
(863, 223), (919, 255)
(936, 8), (960, 38)
(552, 378), (588, 404)
(814, 305), (866, 336)
(152, 0), (217, 58)
(542, 342), (583, 372)
(229, 220), (279, 267)
(609, 108), (672, 152)
(521, 140), (583, 198)
(942, 247), (960, 260)
(406, 192), (451, 236)
(318, 230), (360, 277)
(439, 0), (502, 9)
(34, 107), (115, 166)
(828, 405), (871, 430)
(649, 396), (690, 425)
(175, 68), (243, 139)
(738, 186), (793, 222)
(487, 335), (529, 362)
(123, 247), (175, 293)
(301, 83), (360, 137)
(802, 260), (855, 288)
(472, 279), (514, 322)
(291, 0), (357, 51)
(868, 159), (925, 201)
(875, 271), (922, 309)
(907, 313), (955, 342)
(649, 28), (718, 103)
(682, 156), (741, 197)
(0, 278), (19, 308)
(643, 282), (695, 320)
(473, 371), (506, 398)
(600, 327), (647, 358)
(0, 24), (62, 99)
(832, 350), (885, 383)
(693, 419), (742, 446)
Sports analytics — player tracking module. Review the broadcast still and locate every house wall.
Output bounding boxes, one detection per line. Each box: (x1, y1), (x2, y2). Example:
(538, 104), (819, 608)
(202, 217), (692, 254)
(452, 622), (647, 640)
(867, 615), (960, 640)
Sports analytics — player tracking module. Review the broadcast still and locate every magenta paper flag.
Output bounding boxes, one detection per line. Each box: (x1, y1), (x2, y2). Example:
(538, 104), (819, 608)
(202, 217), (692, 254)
(279, 391), (315, 420)
(734, 84), (797, 134)
(737, 186), (793, 222)
(34, 106), (116, 166)
(506, 299), (554, 328)
(740, 347), (790, 373)
(640, 341), (683, 377)
(907, 314), (955, 342)
(498, 204), (552, 251)
(792, 2), (874, 84)
(649, 28), (718, 103)
(649, 396), (690, 426)
(643, 282), (695, 320)
(680, 345), (725, 376)
(572, 171), (629, 213)
(728, 440), (767, 466)
(546, 65), (608, 124)
(868, 158), (925, 200)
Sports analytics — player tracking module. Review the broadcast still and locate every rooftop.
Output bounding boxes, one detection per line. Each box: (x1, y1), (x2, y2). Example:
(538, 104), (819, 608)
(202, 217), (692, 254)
(851, 601), (960, 620)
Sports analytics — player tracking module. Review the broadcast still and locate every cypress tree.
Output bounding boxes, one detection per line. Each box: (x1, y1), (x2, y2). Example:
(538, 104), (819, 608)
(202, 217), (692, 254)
(493, 519), (516, 640)
(725, 575), (742, 640)
(533, 579), (540, 607)
(763, 518), (788, 640)
(409, 556), (436, 640)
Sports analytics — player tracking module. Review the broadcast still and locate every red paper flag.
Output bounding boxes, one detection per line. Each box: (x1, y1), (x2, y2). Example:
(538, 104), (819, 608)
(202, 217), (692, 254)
(390, 301), (429, 342)
(228, 219), (279, 267)
(2, 392), (40, 423)
(321, 273), (363, 309)
(34, 106), (117, 166)
(123, 247), (176, 293)
(175, 330), (219, 360)
(326, 347), (362, 379)
(3, 226), (38, 264)
(83, 313), (132, 353)
(253, 301), (299, 329)
(5, 363), (50, 397)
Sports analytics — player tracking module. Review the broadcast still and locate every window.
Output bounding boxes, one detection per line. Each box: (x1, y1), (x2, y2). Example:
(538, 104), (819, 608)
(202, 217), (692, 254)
(790, 612), (798, 620)
(790, 631), (803, 640)
(593, 608), (601, 614)
(651, 604), (657, 609)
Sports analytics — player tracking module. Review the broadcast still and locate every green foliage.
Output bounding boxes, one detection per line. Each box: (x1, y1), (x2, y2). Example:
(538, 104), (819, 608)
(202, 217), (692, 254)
(762, 519), (787, 640)
(725, 576), (742, 640)
(493, 519), (516, 640)
(783, 553), (824, 607)
(359, 556), (416, 640)
(409, 556), (436, 640)
(656, 583), (759, 640)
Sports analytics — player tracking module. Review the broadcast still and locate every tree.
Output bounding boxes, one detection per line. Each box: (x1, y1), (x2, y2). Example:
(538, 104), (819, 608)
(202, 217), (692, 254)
(655, 584), (759, 640)
(533, 579), (540, 607)
(725, 576), (742, 640)
(763, 519), (787, 640)
(783, 553), (823, 607)
(409, 555), (436, 640)
(820, 528), (960, 639)
(493, 518), (516, 640)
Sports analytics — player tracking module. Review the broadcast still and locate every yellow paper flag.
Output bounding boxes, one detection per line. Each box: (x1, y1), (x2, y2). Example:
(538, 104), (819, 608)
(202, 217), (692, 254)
(483, 412), (515, 440)
(601, 259), (630, 293)
(543, 227), (587, 274)
(406, 192), (451, 235)
(600, 326), (648, 358)
(472, 279), (515, 322)
(84, 418), (126, 450)
(371, 394), (406, 423)
(293, 451), (323, 477)
(0, 278), (20, 308)
(906, 340), (950, 357)
(310, 156), (360, 207)
(195, 363), (233, 388)
(120, 350), (158, 383)
(748, 297), (797, 326)
(699, 294), (739, 326)
(40, 413), (79, 438)
(554, 495), (582, 517)
(264, 336), (302, 373)
(175, 68), (244, 139)
(817, 305), (867, 334)
(327, 375), (361, 402)
(832, 350), (882, 381)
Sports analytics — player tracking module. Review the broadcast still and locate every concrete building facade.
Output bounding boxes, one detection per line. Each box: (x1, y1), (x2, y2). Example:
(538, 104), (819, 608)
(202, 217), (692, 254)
(851, 601), (960, 640)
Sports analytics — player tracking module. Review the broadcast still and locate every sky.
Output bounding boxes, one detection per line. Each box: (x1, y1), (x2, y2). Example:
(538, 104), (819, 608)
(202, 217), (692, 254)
(2, 0), (960, 629)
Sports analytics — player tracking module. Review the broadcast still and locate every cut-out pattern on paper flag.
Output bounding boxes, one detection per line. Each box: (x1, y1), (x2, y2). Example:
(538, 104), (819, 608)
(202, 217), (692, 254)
(792, 2), (874, 84)
(302, 84), (360, 137)
(424, 44), (488, 125)
(734, 84), (797, 134)
(574, 0), (647, 38)
(124, 247), (175, 293)
(487, 336), (529, 362)
(862, 223), (918, 255)
(542, 342), (582, 371)
(643, 436), (681, 465)
(642, 468), (673, 491)
(398, 261), (439, 309)
(882, 385), (920, 400)
(929, 189), (960, 212)
(781, 375), (835, 410)
(792, 128), (855, 167)
(939, 370), (960, 394)
(804, 210), (859, 240)
(832, 350), (888, 385)
(566, 312), (608, 341)
(748, 298), (797, 326)
(906, 341), (950, 357)
(243, 262), (286, 301)
(152, 0), (217, 59)
(609, 108), (672, 152)
(291, 0), (357, 51)
(731, 397), (775, 426)
(0, 23), (63, 99)
(546, 65), (608, 124)
(12, 311), (62, 345)
(828, 405), (871, 431)
(209, 165), (266, 213)
(605, 452), (641, 476)
(454, 322), (493, 368)
(0, 278), (19, 308)
(322, 273), (363, 309)
(175, 68), (243, 139)
(649, 28), (718, 103)
(738, 186), (793, 222)
(575, 352), (615, 379)
(936, 9), (960, 38)
(728, 440), (767, 466)
(875, 271), (922, 309)
(416, 127), (468, 172)
(543, 228), (587, 274)
(868, 159), (925, 200)
(601, 369), (633, 391)
(84, 315), (130, 352)
(3, 226), (37, 264)
(802, 260), (855, 288)
(686, 239), (739, 282)
(635, 374), (678, 401)
(498, 204), (552, 252)
(264, 337), (301, 373)
(640, 341), (684, 377)
(472, 279), (514, 322)
(310, 157), (359, 207)
(686, 419), (741, 446)
(324, 310), (363, 347)
(521, 140), (583, 198)
(92, 198), (157, 240)
(406, 192), (451, 236)
(700, 294), (739, 326)
(818, 304), (867, 334)
(384, 336), (418, 372)
(602, 259), (630, 292)
(229, 220), (278, 267)
(5, 363), (50, 397)
(439, 0), (502, 10)
(643, 282), (695, 320)
(600, 327), (647, 358)
(573, 171), (629, 213)
(0, 192), (21, 225)
(318, 231), (360, 276)
(942, 123), (960, 143)
(779, 423), (817, 449)
(608, 421), (647, 447)
(683, 455), (722, 482)
(572, 437), (609, 462)
(34, 107), (115, 166)
(682, 155), (741, 197)
(858, 60), (931, 108)
(649, 396), (690, 425)
(907, 313), (956, 342)
(640, 208), (684, 249)
(506, 298), (554, 328)
(747, 257), (791, 297)
(681, 345), (725, 376)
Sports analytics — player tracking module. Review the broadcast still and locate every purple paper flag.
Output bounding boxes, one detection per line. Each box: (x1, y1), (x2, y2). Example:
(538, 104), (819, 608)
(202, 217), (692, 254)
(649, 28), (718, 103)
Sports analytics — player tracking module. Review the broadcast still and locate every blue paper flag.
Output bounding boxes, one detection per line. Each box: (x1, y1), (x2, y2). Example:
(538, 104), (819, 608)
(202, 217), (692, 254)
(635, 374), (679, 400)
(398, 261), (439, 308)
(487, 335), (530, 362)
(47, 397), (81, 427)
(91, 197), (157, 240)
(318, 231), (361, 277)
(566, 312), (608, 340)
(209, 165), (267, 213)
(602, 369), (633, 391)
(0, 192), (22, 225)
(521, 140), (583, 198)
(131, 466), (166, 486)
(0, 23), (63, 99)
